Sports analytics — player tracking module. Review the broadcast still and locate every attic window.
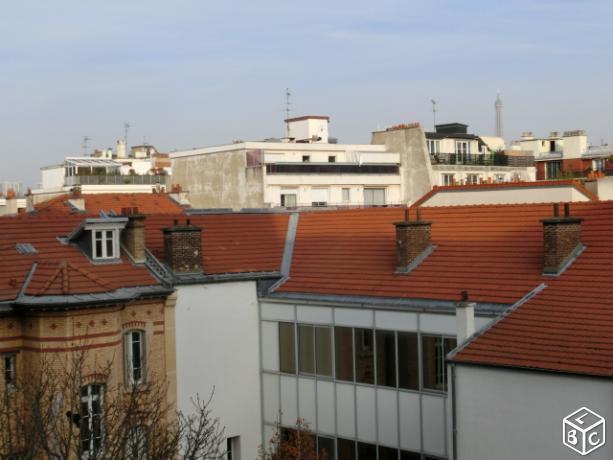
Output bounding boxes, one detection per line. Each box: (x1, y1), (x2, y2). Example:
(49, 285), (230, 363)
(92, 229), (119, 260)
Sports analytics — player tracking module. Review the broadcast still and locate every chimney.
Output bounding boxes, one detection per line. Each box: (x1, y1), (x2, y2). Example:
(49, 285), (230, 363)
(394, 208), (433, 273)
(456, 290), (476, 343)
(121, 208), (146, 263)
(540, 203), (583, 275)
(163, 219), (203, 274)
(68, 186), (85, 211)
(116, 139), (127, 158)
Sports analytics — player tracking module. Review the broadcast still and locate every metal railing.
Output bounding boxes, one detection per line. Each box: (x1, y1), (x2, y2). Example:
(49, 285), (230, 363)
(65, 175), (168, 186)
(430, 152), (534, 167)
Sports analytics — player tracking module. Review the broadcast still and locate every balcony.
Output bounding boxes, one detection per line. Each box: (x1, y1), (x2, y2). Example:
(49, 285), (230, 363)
(65, 175), (168, 186)
(430, 152), (534, 167)
(265, 163), (399, 174)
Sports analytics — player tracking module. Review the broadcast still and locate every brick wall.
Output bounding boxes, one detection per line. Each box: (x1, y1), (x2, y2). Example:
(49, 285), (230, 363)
(163, 223), (203, 273)
(541, 217), (582, 274)
(395, 221), (432, 271)
(121, 214), (146, 262)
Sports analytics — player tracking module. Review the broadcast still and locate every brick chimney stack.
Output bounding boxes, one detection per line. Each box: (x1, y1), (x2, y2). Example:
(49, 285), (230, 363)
(394, 208), (433, 273)
(540, 203), (583, 275)
(121, 207), (146, 263)
(163, 219), (203, 274)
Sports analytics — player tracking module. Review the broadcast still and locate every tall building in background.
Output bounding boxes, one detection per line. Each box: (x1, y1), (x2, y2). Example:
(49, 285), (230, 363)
(495, 91), (503, 138)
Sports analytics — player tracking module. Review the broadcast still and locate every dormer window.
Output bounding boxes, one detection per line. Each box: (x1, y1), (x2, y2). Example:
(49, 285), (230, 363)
(93, 229), (118, 260)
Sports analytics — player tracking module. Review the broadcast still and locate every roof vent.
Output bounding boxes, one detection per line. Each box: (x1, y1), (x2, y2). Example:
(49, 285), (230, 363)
(540, 203), (584, 275)
(16, 243), (37, 255)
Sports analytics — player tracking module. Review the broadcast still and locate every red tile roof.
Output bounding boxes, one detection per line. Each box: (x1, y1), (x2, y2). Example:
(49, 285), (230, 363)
(453, 203), (613, 377)
(413, 180), (597, 207)
(35, 193), (185, 216)
(144, 213), (289, 275)
(0, 213), (160, 302)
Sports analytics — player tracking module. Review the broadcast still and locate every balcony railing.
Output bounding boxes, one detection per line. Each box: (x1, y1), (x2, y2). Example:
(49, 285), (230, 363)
(265, 163), (399, 174)
(65, 175), (168, 186)
(430, 152), (534, 167)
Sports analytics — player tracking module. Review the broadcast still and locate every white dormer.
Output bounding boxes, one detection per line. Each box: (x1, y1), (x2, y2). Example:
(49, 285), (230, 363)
(67, 217), (128, 263)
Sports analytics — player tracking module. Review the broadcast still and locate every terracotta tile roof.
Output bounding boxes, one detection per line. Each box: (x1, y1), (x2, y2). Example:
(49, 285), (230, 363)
(144, 213), (289, 275)
(278, 205), (555, 304)
(35, 193), (185, 215)
(453, 204), (613, 377)
(413, 180), (597, 207)
(0, 213), (160, 302)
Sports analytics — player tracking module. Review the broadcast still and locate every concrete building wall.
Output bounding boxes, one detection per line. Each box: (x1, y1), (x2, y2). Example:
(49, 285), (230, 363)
(175, 282), (262, 459)
(420, 186), (590, 207)
(171, 149), (264, 209)
(585, 176), (613, 200)
(371, 125), (434, 205)
(452, 365), (613, 460)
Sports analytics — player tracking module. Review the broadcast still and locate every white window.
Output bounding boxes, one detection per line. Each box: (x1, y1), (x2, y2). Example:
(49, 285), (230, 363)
(125, 331), (145, 386)
(363, 188), (386, 206)
(311, 188), (329, 207)
(442, 174), (454, 186)
(427, 139), (440, 154)
(4, 354), (16, 386)
(466, 174), (480, 185)
(280, 193), (297, 208)
(92, 229), (117, 260)
(342, 188), (351, 203)
(80, 384), (104, 455)
(494, 174), (505, 183)
(455, 141), (470, 154)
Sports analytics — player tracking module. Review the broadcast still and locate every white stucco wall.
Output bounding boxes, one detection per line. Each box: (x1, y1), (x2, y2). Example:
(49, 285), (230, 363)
(421, 186), (591, 207)
(41, 165), (66, 189)
(175, 281), (262, 459)
(452, 364), (613, 460)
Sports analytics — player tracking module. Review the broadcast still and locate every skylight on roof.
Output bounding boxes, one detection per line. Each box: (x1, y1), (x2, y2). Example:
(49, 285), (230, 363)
(16, 243), (38, 255)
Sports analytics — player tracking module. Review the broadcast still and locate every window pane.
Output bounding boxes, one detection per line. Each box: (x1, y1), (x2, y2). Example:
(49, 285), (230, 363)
(422, 336), (456, 391)
(315, 327), (332, 377)
(335, 327), (354, 381)
(357, 442), (376, 459)
(378, 445), (398, 460)
(299, 325), (315, 374)
(376, 330), (396, 387)
(401, 450), (421, 460)
(354, 329), (374, 384)
(398, 332), (419, 390)
(106, 230), (114, 257)
(279, 323), (296, 374)
(95, 239), (103, 258)
(317, 436), (335, 460)
(337, 438), (356, 460)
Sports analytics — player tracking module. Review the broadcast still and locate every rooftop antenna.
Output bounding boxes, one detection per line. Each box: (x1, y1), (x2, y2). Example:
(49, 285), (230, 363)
(285, 88), (292, 137)
(124, 121), (131, 147)
(81, 136), (91, 156)
(431, 99), (437, 129)
(495, 90), (503, 138)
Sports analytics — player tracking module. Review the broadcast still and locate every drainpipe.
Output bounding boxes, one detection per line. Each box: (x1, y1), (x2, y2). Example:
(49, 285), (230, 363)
(451, 362), (458, 460)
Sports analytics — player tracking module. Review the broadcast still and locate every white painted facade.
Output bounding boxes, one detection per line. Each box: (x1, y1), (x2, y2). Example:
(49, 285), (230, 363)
(418, 185), (591, 207)
(431, 165), (536, 187)
(450, 364), (613, 460)
(174, 281), (263, 460)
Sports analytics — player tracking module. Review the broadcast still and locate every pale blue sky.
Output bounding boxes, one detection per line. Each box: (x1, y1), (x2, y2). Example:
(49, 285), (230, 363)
(1, 0), (612, 186)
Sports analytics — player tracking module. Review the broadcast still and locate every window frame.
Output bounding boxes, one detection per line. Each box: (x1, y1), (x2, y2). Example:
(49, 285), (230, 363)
(124, 330), (146, 387)
(421, 334), (457, 393)
(80, 383), (104, 457)
(3, 354), (16, 388)
(91, 228), (119, 260)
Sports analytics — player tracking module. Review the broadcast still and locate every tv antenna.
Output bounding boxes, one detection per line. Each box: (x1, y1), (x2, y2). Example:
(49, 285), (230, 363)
(285, 88), (292, 137)
(431, 99), (437, 129)
(124, 121), (131, 146)
(82, 136), (91, 156)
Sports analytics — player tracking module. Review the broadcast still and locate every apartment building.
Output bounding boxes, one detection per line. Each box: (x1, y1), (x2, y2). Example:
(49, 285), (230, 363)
(170, 116), (404, 209)
(449, 201), (613, 460)
(0, 210), (175, 458)
(512, 129), (613, 180)
(32, 140), (172, 204)
(422, 123), (535, 186)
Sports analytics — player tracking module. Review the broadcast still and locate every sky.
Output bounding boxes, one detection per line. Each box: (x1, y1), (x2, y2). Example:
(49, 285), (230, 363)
(1, 0), (612, 187)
